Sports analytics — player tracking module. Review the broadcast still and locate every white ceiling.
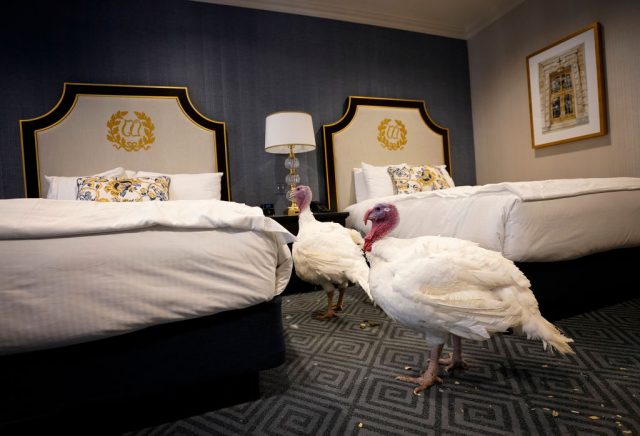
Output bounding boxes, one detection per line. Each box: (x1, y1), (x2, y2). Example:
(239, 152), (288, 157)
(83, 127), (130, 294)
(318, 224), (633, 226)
(191, 0), (524, 40)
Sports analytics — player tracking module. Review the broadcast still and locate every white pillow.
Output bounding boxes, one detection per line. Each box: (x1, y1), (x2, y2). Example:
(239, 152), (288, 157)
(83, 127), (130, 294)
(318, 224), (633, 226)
(353, 168), (369, 203)
(44, 167), (126, 200)
(360, 162), (407, 199)
(133, 171), (224, 200)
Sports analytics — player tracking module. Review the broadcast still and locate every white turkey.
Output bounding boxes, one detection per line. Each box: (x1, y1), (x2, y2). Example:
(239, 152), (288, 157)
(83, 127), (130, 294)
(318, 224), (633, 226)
(291, 185), (371, 319)
(363, 202), (574, 393)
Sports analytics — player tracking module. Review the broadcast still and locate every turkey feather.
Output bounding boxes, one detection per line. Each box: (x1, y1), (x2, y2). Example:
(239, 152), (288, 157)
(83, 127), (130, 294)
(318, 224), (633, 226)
(290, 186), (371, 319)
(364, 203), (573, 354)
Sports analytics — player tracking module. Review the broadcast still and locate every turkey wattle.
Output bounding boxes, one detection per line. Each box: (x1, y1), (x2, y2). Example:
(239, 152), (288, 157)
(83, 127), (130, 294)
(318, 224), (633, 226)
(291, 185), (371, 319)
(364, 202), (574, 393)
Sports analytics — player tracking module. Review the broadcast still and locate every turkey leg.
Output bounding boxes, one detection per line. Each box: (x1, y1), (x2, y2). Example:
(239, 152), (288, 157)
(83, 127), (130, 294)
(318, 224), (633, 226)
(314, 289), (338, 319)
(332, 287), (346, 312)
(396, 344), (443, 394)
(438, 335), (469, 372)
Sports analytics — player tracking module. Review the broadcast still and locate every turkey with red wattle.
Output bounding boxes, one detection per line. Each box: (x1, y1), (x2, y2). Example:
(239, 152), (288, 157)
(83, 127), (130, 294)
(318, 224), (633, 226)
(363, 202), (574, 393)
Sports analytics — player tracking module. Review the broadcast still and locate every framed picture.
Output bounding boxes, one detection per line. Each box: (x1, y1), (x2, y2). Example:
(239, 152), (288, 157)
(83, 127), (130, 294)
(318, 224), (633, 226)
(526, 22), (606, 149)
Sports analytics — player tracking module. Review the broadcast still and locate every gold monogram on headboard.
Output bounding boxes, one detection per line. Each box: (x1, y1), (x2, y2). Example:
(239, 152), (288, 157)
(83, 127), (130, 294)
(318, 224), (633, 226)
(106, 111), (156, 152)
(377, 118), (407, 151)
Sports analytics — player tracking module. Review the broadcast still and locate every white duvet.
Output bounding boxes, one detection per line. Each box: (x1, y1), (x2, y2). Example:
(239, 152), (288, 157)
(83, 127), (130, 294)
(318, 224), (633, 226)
(0, 199), (295, 355)
(346, 177), (640, 262)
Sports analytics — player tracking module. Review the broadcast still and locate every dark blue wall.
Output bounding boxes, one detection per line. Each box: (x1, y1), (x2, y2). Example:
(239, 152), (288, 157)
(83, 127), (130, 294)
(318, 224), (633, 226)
(1, 0), (475, 208)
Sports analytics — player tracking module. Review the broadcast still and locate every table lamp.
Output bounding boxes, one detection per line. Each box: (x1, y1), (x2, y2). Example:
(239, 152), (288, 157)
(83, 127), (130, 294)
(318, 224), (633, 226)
(265, 111), (316, 215)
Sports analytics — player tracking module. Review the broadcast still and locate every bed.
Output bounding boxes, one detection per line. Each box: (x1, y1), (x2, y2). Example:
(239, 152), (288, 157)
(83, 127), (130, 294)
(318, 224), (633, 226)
(322, 96), (640, 320)
(0, 83), (293, 433)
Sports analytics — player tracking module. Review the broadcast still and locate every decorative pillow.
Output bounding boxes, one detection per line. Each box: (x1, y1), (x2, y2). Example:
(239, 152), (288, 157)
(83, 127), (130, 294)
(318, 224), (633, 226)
(387, 164), (452, 194)
(360, 162), (407, 199)
(76, 176), (170, 202)
(436, 165), (456, 188)
(44, 167), (126, 200)
(130, 171), (223, 200)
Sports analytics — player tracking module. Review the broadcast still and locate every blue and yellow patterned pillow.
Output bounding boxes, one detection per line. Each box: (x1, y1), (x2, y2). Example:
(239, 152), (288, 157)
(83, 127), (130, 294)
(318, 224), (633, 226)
(76, 176), (171, 202)
(387, 165), (452, 195)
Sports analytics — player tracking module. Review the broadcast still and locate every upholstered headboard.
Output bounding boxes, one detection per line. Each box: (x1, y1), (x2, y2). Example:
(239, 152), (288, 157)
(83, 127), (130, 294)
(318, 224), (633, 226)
(20, 82), (230, 200)
(322, 96), (451, 211)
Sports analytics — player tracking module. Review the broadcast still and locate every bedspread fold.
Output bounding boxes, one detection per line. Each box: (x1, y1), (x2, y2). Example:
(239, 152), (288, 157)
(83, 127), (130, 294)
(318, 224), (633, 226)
(0, 198), (295, 244)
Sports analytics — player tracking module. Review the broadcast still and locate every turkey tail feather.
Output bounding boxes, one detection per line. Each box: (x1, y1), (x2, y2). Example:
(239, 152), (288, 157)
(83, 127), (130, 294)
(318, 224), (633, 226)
(359, 278), (372, 301)
(521, 312), (574, 354)
(350, 270), (372, 301)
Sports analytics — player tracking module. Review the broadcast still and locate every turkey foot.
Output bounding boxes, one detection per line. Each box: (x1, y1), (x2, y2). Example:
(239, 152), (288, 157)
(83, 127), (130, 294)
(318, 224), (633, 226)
(439, 335), (468, 373)
(313, 308), (339, 319)
(438, 353), (469, 372)
(396, 344), (443, 394)
(314, 289), (343, 318)
(396, 373), (443, 394)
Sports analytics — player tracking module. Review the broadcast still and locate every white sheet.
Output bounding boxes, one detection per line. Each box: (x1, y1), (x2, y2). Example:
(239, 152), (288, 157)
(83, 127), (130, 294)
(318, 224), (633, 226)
(346, 178), (640, 262)
(0, 199), (294, 355)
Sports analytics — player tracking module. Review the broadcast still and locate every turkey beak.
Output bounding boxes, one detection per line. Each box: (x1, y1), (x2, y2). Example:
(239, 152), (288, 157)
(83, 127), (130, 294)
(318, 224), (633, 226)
(364, 208), (373, 225)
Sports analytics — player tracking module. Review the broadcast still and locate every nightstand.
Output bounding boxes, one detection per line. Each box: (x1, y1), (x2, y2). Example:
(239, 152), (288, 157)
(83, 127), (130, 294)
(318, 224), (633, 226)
(271, 211), (350, 294)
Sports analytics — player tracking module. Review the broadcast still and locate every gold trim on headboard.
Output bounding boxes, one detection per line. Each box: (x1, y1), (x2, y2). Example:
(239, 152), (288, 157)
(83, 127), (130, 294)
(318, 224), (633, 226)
(323, 96), (451, 211)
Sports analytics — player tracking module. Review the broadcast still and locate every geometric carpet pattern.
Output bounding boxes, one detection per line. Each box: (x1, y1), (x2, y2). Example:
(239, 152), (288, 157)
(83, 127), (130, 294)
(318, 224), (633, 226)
(130, 291), (639, 435)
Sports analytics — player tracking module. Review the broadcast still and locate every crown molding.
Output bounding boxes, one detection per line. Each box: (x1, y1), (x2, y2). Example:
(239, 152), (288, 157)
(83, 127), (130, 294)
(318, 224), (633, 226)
(191, 0), (523, 40)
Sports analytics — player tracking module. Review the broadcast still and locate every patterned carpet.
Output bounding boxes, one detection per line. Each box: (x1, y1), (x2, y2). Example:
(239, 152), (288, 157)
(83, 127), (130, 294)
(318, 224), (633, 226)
(130, 290), (640, 436)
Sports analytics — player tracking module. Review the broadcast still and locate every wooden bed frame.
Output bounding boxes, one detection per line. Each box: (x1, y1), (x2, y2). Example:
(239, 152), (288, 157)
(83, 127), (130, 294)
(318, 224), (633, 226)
(1, 83), (286, 433)
(322, 96), (638, 321)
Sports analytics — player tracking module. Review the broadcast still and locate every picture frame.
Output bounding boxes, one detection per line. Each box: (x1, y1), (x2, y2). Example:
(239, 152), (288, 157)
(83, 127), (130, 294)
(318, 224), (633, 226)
(526, 22), (606, 149)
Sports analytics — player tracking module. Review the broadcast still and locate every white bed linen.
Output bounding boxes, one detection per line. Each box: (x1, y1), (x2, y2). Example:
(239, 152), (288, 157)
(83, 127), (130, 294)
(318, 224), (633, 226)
(0, 199), (294, 355)
(345, 178), (640, 262)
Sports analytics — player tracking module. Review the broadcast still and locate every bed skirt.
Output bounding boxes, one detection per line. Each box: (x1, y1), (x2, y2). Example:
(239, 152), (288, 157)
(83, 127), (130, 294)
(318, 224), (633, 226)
(0, 297), (286, 434)
(517, 247), (639, 321)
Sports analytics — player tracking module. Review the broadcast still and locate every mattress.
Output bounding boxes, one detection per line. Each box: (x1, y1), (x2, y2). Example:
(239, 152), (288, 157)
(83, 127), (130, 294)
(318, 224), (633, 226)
(0, 199), (294, 355)
(346, 177), (640, 262)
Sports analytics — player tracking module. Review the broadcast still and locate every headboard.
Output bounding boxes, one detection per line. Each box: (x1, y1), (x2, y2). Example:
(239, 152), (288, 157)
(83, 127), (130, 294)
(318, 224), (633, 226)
(322, 96), (451, 211)
(20, 82), (230, 200)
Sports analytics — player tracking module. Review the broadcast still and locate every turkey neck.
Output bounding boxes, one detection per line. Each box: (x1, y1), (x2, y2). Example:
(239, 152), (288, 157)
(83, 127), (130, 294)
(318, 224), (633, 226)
(298, 206), (316, 226)
(364, 220), (393, 251)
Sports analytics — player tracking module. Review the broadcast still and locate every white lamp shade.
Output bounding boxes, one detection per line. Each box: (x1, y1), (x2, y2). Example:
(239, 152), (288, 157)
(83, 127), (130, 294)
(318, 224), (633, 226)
(265, 111), (316, 154)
